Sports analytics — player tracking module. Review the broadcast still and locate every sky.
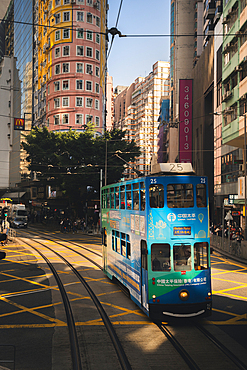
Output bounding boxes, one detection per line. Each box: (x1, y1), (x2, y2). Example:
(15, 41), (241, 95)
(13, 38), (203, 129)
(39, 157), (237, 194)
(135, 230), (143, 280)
(107, 0), (171, 88)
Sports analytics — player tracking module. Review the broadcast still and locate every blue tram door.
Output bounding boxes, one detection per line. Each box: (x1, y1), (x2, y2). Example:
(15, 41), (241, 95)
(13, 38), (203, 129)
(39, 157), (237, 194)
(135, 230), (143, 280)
(141, 240), (149, 311)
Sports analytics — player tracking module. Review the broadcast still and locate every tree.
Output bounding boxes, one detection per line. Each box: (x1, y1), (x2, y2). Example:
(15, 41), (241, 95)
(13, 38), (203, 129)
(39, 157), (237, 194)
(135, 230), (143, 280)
(22, 127), (141, 215)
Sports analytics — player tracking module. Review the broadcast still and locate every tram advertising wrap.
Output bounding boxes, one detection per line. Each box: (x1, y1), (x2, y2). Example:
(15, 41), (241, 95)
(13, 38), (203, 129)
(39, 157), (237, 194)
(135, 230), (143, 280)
(102, 164), (212, 321)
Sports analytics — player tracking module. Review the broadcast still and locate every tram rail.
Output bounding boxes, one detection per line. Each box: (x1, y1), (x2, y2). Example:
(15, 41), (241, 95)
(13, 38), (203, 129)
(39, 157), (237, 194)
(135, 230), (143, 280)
(18, 234), (131, 370)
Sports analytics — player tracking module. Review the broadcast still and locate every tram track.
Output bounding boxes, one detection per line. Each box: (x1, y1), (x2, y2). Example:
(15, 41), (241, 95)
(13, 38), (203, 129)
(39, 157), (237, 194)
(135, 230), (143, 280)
(158, 321), (247, 370)
(18, 235), (132, 370)
(15, 228), (247, 370)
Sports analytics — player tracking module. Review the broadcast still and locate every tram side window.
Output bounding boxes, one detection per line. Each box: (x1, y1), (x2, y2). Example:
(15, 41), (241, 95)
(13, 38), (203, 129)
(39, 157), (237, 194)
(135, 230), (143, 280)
(112, 230), (131, 258)
(140, 182), (145, 211)
(116, 231), (120, 253)
(112, 230), (115, 250)
(133, 183), (139, 210)
(106, 189), (110, 208)
(173, 244), (192, 271)
(121, 232), (126, 257)
(196, 184), (207, 208)
(120, 185), (125, 209)
(115, 187), (119, 209)
(194, 242), (208, 270)
(149, 184), (164, 208)
(167, 184), (193, 208)
(151, 243), (170, 271)
(126, 184), (132, 210)
(110, 188), (114, 209)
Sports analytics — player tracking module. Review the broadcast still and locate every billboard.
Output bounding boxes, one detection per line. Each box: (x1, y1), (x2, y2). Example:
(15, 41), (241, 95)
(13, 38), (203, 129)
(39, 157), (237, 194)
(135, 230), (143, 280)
(179, 79), (192, 163)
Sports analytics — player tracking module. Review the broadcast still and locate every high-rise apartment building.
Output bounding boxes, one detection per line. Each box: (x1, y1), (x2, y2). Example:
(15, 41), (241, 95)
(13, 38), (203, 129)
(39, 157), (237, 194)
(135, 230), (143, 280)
(33, 0), (107, 135)
(114, 61), (170, 177)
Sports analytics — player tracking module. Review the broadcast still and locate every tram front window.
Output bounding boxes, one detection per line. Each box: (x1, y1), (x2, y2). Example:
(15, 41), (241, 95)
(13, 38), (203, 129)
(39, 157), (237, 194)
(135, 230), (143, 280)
(194, 242), (208, 270)
(167, 184), (193, 208)
(149, 184), (164, 208)
(151, 244), (170, 271)
(173, 244), (192, 271)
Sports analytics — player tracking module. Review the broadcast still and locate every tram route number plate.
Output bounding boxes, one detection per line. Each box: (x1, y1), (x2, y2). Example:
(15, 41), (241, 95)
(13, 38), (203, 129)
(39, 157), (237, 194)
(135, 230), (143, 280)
(173, 226), (191, 235)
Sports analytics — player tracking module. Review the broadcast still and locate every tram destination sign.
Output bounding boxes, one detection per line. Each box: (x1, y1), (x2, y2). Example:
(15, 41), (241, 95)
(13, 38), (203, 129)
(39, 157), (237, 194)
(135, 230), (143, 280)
(173, 226), (191, 235)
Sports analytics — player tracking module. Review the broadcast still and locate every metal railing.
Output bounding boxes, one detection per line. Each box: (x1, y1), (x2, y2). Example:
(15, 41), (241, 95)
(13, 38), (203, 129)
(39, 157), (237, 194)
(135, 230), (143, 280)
(210, 234), (247, 261)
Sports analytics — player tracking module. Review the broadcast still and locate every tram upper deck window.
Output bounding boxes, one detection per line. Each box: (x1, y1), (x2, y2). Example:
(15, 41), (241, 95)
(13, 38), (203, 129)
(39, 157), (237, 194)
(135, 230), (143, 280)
(115, 187), (119, 209)
(110, 188), (114, 209)
(133, 183), (139, 210)
(194, 242), (208, 270)
(167, 184), (193, 208)
(106, 189), (110, 208)
(120, 185), (125, 209)
(140, 182), (145, 211)
(126, 184), (132, 210)
(149, 184), (164, 208)
(173, 244), (192, 271)
(196, 184), (207, 207)
(151, 243), (170, 271)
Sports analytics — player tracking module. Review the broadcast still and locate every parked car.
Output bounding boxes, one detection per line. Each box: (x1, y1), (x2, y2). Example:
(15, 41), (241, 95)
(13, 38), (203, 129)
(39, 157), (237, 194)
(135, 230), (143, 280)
(11, 217), (28, 229)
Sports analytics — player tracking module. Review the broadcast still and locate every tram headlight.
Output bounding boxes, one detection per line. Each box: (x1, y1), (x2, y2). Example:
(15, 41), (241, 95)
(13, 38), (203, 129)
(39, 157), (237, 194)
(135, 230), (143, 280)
(179, 289), (190, 301)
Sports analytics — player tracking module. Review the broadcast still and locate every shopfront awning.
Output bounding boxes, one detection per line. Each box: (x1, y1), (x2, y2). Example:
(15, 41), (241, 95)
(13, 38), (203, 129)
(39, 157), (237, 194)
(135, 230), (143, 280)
(1, 192), (26, 200)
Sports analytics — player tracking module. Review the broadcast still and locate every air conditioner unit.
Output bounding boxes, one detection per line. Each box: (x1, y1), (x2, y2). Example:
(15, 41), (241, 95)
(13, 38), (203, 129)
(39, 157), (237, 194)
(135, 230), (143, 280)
(226, 90), (232, 97)
(236, 65), (242, 71)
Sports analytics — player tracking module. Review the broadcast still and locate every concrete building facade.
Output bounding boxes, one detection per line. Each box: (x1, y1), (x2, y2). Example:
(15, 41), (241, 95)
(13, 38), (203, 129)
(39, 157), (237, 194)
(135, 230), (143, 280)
(0, 56), (21, 188)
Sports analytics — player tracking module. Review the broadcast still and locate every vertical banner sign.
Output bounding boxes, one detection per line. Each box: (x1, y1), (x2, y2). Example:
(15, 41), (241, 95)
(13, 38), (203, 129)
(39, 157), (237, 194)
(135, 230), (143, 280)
(14, 118), (25, 130)
(179, 79), (193, 163)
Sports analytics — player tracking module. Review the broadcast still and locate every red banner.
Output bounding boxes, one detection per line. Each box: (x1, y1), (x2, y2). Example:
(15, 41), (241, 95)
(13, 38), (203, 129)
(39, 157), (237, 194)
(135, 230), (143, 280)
(179, 80), (192, 163)
(14, 118), (25, 130)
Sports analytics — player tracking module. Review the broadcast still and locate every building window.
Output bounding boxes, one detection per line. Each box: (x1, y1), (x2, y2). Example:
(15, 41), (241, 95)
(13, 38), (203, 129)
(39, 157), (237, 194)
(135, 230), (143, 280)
(62, 97), (69, 107)
(54, 114), (60, 124)
(76, 80), (83, 89)
(86, 47), (92, 57)
(62, 63), (69, 73)
(77, 0), (84, 4)
(62, 80), (69, 90)
(55, 13), (60, 24)
(63, 46), (70, 56)
(86, 114), (93, 124)
(54, 98), (60, 108)
(95, 50), (100, 61)
(76, 114), (83, 124)
(55, 64), (60, 74)
(55, 0), (60, 5)
(77, 28), (84, 38)
(87, 12), (93, 23)
(95, 116), (99, 126)
(86, 0), (93, 5)
(77, 63), (83, 73)
(96, 33), (100, 44)
(64, 0), (70, 4)
(77, 11), (84, 21)
(86, 97), (93, 107)
(77, 45), (84, 56)
(86, 81), (92, 91)
(86, 64), (93, 74)
(63, 113), (69, 124)
(76, 97), (83, 106)
(86, 30), (93, 41)
(95, 66), (99, 77)
(55, 47), (60, 58)
(95, 99), (99, 109)
(95, 83), (99, 93)
(54, 81), (60, 91)
(55, 30), (60, 40)
(63, 29), (70, 39)
(96, 17), (100, 27)
(63, 11), (70, 22)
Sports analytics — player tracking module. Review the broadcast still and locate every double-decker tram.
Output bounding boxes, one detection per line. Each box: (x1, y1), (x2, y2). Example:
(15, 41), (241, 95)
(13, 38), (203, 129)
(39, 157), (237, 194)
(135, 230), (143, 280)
(101, 163), (212, 320)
